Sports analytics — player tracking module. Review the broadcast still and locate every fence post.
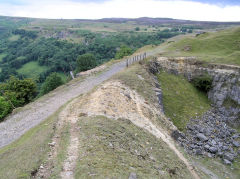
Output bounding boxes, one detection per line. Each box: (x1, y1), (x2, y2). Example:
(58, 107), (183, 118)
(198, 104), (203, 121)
(70, 71), (75, 79)
(126, 59), (128, 67)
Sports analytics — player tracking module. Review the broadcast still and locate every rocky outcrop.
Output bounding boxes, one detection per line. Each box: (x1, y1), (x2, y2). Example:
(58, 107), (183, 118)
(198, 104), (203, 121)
(174, 109), (240, 165)
(149, 57), (240, 126)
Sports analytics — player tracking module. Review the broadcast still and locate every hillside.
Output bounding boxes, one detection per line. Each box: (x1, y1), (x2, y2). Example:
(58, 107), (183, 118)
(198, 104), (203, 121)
(0, 24), (240, 178)
(161, 27), (240, 66)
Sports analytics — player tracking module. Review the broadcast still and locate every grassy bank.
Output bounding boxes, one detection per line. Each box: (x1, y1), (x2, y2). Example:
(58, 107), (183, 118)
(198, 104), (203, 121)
(74, 116), (193, 178)
(157, 72), (210, 131)
(164, 27), (240, 66)
(0, 103), (68, 178)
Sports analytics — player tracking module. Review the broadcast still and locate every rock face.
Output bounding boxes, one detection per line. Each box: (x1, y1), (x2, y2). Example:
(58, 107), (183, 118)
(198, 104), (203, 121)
(149, 57), (240, 126)
(176, 109), (240, 165)
(149, 57), (240, 164)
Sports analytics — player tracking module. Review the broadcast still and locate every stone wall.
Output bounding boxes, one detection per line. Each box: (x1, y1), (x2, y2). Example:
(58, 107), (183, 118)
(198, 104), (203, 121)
(149, 57), (240, 125)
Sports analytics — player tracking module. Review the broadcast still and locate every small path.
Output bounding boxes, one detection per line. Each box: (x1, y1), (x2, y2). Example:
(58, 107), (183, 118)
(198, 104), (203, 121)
(60, 115), (79, 179)
(0, 61), (126, 148)
(35, 98), (79, 178)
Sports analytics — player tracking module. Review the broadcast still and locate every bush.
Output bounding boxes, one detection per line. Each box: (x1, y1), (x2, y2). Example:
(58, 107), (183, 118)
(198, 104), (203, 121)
(40, 73), (63, 95)
(0, 76), (37, 107)
(115, 45), (132, 59)
(76, 53), (97, 72)
(0, 96), (12, 120)
(191, 74), (213, 93)
(135, 27), (140, 31)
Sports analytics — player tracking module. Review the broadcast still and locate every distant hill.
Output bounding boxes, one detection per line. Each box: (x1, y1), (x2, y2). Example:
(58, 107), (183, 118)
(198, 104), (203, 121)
(163, 27), (240, 66)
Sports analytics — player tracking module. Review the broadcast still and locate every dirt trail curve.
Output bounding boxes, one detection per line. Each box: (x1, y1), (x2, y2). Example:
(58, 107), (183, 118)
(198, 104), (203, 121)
(0, 61), (126, 149)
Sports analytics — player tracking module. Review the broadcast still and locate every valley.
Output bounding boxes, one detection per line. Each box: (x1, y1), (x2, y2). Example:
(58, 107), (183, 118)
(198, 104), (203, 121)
(0, 16), (239, 179)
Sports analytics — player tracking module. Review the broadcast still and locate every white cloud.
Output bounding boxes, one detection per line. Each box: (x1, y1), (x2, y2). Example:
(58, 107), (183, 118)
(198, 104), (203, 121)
(0, 0), (239, 21)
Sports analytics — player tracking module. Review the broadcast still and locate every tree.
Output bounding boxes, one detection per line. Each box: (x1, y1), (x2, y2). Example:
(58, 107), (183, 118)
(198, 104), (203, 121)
(0, 76), (37, 107)
(115, 45), (132, 59)
(76, 53), (97, 72)
(0, 96), (12, 120)
(40, 73), (63, 95)
(135, 27), (140, 31)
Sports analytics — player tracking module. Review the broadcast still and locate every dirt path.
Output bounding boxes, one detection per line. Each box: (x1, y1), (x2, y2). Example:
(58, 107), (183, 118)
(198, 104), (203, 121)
(0, 61), (126, 149)
(60, 112), (79, 178)
(35, 98), (80, 179)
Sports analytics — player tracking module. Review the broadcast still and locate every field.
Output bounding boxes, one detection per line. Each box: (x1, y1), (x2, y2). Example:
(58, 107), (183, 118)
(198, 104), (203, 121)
(8, 34), (20, 41)
(17, 61), (49, 79)
(157, 72), (210, 131)
(0, 53), (6, 62)
(163, 27), (240, 66)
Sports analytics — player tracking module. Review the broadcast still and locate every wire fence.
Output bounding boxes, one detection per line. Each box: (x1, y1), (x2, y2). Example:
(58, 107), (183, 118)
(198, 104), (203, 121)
(126, 52), (147, 67)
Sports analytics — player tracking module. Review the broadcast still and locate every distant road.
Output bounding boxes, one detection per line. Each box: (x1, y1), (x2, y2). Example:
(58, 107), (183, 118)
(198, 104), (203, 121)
(0, 61), (126, 148)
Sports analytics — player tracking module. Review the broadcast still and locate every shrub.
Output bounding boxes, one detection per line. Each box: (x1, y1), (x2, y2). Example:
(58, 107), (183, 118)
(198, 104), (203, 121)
(0, 76), (37, 107)
(0, 96), (12, 120)
(40, 73), (63, 95)
(191, 74), (213, 93)
(135, 27), (140, 31)
(115, 45), (132, 59)
(76, 53), (97, 72)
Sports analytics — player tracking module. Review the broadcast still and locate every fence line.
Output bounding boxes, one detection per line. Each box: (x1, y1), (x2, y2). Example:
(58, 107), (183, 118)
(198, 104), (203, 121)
(126, 52), (147, 67)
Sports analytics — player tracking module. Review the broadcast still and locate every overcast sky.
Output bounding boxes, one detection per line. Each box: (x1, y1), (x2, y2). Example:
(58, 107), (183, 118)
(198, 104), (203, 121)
(0, 0), (239, 21)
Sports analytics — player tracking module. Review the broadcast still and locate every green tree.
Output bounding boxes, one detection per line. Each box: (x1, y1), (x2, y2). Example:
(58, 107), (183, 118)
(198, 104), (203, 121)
(115, 45), (132, 59)
(0, 76), (37, 107)
(40, 73), (63, 95)
(135, 27), (140, 31)
(0, 96), (12, 120)
(76, 53), (97, 72)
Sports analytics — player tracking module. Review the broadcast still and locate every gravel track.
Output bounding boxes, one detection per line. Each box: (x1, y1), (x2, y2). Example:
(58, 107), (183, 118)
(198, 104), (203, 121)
(0, 61), (126, 148)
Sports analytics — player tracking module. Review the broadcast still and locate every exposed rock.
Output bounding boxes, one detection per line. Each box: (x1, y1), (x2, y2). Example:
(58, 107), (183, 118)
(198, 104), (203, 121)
(149, 57), (240, 126)
(233, 141), (240, 147)
(196, 133), (208, 142)
(224, 153), (234, 162)
(129, 172), (137, 179)
(223, 159), (232, 165)
(175, 108), (240, 165)
(48, 142), (56, 147)
(209, 147), (218, 154)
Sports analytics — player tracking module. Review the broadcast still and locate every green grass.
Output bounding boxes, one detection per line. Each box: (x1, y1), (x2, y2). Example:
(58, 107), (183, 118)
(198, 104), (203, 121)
(74, 116), (193, 178)
(157, 72), (210, 131)
(17, 61), (48, 79)
(0, 102), (68, 178)
(8, 35), (20, 41)
(0, 53), (6, 62)
(164, 27), (240, 66)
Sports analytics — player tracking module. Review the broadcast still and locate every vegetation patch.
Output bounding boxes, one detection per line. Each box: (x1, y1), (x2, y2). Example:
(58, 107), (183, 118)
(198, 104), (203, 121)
(8, 34), (20, 41)
(0, 53), (6, 62)
(223, 97), (240, 109)
(165, 27), (240, 66)
(0, 76), (37, 120)
(191, 73), (213, 93)
(74, 116), (192, 178)
(17, 61), (49, 80)
(0, 103), (68, 178)
(157, 72), (210, 131)
(40, 72), (64, 96)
